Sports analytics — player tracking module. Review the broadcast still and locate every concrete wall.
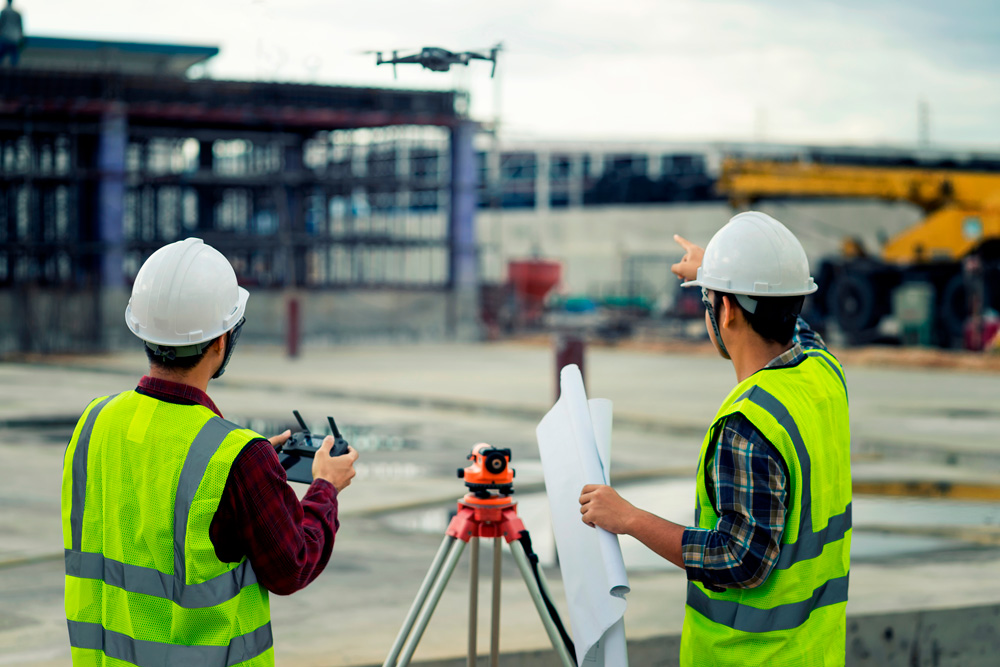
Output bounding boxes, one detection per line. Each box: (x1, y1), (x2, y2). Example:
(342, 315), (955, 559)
(375, 604), (1000, 667)
(477, 200), (921, 307)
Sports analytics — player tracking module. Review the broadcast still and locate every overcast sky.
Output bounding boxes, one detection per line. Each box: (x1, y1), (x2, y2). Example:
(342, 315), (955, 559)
(20, 0), (1000, 148)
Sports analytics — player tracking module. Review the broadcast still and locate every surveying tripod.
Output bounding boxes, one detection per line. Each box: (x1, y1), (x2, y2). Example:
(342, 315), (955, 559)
(383, 448), (575, 667)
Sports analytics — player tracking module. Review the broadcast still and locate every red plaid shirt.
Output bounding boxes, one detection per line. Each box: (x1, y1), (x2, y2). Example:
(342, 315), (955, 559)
(137, 376), (339, 595)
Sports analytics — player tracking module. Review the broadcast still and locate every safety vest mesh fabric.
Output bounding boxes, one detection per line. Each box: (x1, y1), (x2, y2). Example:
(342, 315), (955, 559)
(61, 391), (274, 667)
(680, 349), (851, 667)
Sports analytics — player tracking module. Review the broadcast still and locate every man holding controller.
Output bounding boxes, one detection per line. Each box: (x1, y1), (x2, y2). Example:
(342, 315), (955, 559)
(62, 238), (358, 666)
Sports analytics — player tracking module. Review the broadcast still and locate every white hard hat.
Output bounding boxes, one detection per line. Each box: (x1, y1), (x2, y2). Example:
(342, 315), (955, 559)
(125, 238), (249, 346)
(682, 211), (817, 302)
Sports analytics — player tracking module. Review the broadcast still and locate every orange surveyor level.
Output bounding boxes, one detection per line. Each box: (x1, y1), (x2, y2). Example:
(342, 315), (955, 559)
(457, 442), (514, 496)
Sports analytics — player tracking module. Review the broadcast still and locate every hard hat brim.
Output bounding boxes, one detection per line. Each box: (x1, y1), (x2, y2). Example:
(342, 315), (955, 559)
(681, 277), (818, 296)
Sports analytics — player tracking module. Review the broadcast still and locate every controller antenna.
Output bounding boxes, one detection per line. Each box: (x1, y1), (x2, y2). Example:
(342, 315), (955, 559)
(327, 416), (342, 439)
(293, 410), (310, 433)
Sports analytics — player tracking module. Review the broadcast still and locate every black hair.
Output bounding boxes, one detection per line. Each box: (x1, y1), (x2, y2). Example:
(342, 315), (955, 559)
(713, 291), (804, 346)
(144, 337), (218, 372)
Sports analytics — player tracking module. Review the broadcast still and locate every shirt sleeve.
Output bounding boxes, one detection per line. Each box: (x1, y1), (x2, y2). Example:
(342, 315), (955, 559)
(681, 414), (788, 590)
(792, 315), (828, 352)
(210, 439), (339, 596)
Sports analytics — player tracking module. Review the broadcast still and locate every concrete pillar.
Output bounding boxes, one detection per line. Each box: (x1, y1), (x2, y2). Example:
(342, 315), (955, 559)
(286, 296), (300, 358)
(448, 120), (481, 340)
(284, 137), (306, 287)
(568, 153), (584, 208)
(536, 150), (550, 213)
(483, 143), (504, 283)
(97, 106), (127, 289)
(487, 142), (502, 208)
(647, 151), (661, 180)
(396, 142), (411, 213)
(197, 139), (214, 232)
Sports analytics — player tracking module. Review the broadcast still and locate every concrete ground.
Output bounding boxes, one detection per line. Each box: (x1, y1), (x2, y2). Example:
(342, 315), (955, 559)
(1, 340), (999, 666)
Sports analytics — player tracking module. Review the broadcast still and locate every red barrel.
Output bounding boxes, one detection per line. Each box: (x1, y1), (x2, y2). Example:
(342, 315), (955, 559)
(508, 259), (561, 324)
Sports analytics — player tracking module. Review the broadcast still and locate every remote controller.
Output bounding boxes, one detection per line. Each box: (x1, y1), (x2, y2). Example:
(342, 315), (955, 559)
(278, 410), (350, 482)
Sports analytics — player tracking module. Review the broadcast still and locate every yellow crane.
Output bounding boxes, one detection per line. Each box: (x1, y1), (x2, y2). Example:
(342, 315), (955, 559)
(717, 156), (1000, 346)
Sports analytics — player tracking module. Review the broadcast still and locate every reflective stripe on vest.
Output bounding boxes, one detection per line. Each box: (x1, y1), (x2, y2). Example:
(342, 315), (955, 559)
(69, 395), (115, 553)
(64, 396), (272, 662)
(68, 619), (272, 667)
(687, 574), (849, 633)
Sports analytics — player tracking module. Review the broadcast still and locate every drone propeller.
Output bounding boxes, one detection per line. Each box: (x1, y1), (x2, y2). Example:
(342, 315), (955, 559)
(366, 49), (401, 78)
(490, 42), (502, 78)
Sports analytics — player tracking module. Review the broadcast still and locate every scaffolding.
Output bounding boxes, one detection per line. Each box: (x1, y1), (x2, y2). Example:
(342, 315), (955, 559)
(0, 64), (475, 354)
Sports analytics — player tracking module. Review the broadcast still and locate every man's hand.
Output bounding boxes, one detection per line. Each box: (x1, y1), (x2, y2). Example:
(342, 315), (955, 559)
(670, 234), (704, 282)
(312, 435), (359, 492)
(579, 484), (635, 535)
(268, 430), (291, 450)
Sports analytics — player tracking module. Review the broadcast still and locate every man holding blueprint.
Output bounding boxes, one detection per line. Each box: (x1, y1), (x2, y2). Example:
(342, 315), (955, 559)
(579, 212), (852, 666)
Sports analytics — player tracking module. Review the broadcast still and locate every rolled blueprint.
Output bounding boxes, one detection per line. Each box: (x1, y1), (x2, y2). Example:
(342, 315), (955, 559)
(536, 364), (629, 666)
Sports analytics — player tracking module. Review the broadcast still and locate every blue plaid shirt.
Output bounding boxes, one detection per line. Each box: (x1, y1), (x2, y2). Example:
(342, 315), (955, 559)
(681, 317), (828, 590)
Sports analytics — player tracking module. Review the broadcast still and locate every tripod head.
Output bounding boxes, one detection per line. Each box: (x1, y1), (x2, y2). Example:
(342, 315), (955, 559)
(457, 443), (514, 499)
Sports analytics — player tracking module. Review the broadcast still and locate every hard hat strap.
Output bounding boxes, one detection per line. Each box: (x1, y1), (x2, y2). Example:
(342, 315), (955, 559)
(701, 288), (730, 358)
(212, 317), (246, 379)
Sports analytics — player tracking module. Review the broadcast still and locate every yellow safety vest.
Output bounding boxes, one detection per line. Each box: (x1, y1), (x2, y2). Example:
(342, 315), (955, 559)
(680, 348), (851, 666)
(61, 391), (274, 666)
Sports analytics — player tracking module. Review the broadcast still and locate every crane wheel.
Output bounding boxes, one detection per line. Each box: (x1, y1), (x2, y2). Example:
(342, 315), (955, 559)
(829, 274), (879, 335)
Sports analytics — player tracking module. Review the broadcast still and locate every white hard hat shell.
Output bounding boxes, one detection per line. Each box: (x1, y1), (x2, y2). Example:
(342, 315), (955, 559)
(682, 211), (817, 297)
(125, 238), (249, 346)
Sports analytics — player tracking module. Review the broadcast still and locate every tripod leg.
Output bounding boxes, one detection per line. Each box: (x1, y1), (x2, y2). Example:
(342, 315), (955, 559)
(383, 534), (456, 667)
(396, 536), (468, 666)
(533, 562), (558, 616)
(490, 537), (502, 667)
(508, 540), (575, 667)
(468, 537), (479, 667)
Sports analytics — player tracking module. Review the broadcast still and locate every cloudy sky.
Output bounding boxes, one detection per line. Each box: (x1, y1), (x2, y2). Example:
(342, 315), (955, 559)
(20, 0), (1000, 148)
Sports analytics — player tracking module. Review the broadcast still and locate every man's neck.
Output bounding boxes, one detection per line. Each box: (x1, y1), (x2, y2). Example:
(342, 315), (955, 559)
(147, 367), (210, 394)
(731, 339), (792, 384)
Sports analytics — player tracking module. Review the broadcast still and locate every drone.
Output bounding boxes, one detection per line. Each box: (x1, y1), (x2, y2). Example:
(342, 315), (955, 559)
(372, 44), (501, 78)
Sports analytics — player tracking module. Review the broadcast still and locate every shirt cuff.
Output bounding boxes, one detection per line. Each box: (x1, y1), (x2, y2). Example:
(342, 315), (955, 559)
(681, 526), (709, 571)
(306, 478), (338, 501)
(681, 526), (725, 593)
